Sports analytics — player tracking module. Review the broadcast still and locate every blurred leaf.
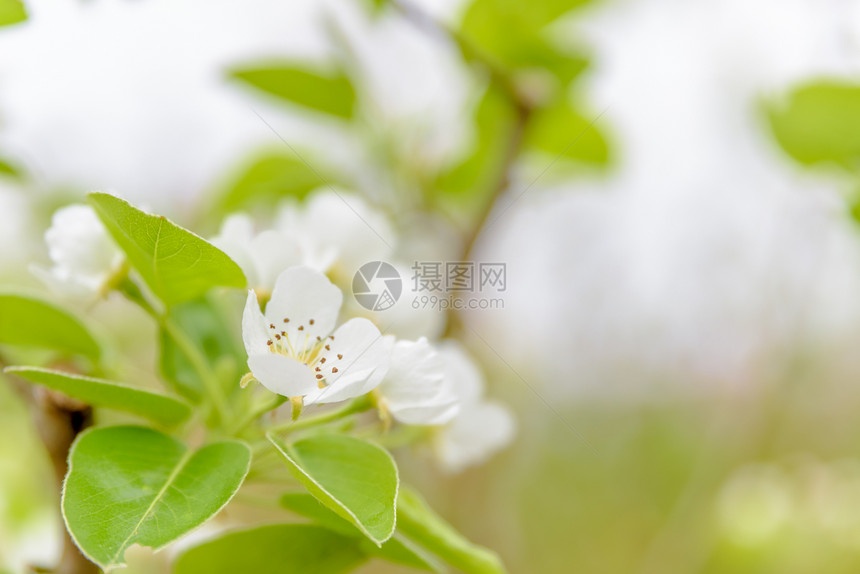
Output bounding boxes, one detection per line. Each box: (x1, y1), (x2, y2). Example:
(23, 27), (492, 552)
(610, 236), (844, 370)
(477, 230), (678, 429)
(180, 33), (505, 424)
(0, 294), (101, 361)
(460, 0), (591, 84)
(3, 367), (191, 427)
(215, 151), (331, 214)
(436, 86), (517, 200)
(159, 297), (242, 403)
(63, 426), (250, 570)
(0, 156), (21, 179)
(281, 492), (444, 572)
(0, 0), (26, 27)
(173, 524), (366, 574)
(268, 433), (399, 545)
(88, 193), (246, 306)
(525, 98), (609, 164)
(231, 63), (356, 119)
(767, 81), (860, 169)
(397, 486), (506, 574)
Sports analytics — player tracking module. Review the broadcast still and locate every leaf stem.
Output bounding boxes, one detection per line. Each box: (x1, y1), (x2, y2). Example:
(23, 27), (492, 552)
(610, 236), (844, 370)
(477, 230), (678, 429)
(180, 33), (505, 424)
(162, 315), (232, 425)
(265, 395), (374, 434)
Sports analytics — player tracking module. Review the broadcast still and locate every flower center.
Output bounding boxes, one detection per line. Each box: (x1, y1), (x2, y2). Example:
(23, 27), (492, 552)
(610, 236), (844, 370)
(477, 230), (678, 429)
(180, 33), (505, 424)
(264, 317), (343, 388)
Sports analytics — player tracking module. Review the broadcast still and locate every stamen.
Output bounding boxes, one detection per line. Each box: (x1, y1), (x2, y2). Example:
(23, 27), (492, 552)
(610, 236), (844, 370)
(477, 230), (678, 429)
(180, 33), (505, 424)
(269, 323), (275, 329)
(331, 367), (338, 373)
(337, 354), (343, 360)
(315, 374), (323, 379)
(298, 325), (304, 331)
(325, 345), (330, 351)
(283, 318), (290, 323)
(309, 319), (315, 325)
(267, 340), (273, 346)
(275, 334), (281, 340)
(320, 358), (326, 364)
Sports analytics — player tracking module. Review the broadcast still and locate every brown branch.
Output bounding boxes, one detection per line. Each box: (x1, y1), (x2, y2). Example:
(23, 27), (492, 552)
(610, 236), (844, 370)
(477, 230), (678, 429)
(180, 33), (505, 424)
(390, 0), (533, 337)
(2, 359), (99, 574)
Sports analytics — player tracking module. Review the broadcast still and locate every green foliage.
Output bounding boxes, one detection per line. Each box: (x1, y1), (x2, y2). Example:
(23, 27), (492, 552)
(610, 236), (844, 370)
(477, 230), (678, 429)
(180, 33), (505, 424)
(767, 81), (860, 170)
(0, 157), (21, 179)
(281, 493), (443, 572)
(397, 487), (506, 574)
(214, 150), (332, 214)
(231, 63), (357, 119)
(3, 367), (191, 428)
(525, 98), (609, 164)
(173, 524), (366, 574)
(268, 433), (399, 545)
(88, 193), (246, 306)
(62, 426), (250, 570)
(460, 0), (592, 85)
(158, 297), (242, 403)
(435, 86), (518, 204)
(0, 0), (26, 27)
(0, 294), (101, 361)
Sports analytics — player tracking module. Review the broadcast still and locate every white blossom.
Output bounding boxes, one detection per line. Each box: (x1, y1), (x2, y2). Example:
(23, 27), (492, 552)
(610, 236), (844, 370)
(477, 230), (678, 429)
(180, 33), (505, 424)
(435, 342), (516, 473)
(376, 337), (459, 426)
(276, 190), (395, 277)
(211, 213), (302, 294)
(31, 204), (123, 298)
(242, 266), (389, 404)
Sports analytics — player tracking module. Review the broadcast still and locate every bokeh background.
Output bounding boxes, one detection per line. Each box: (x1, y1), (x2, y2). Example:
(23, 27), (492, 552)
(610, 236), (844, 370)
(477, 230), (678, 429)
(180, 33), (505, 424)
(5, 0), (860, 572)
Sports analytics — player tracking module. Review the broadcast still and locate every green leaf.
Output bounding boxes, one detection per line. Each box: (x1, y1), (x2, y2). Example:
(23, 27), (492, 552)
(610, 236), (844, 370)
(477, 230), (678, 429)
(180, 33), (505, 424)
(0, 294), (101, 361)
(460, 0), (591, 84)
(281, 493), (443, 572)
(524, 98), (609, 164)
(0, 0), (26, 27)
(88, 193), (246, 306)
(436, 86), (518, 200)
(0, 156), (21, 179)
(268, 433), (399, 545)
(63, 426), (251, 570)
(3, 367), (191, 428)
(767, 81), (860, 170)
(215, 150), (330, 214)
(158, 298), (243, 403)
(173, 524), (366, 574)
(397, 487), (506, 574)
(231, 63), (357, 119)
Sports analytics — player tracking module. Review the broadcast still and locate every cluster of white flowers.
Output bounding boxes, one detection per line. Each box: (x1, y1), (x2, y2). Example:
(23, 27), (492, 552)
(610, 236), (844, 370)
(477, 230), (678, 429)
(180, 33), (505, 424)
(36, 190), (515, 472)
(31, 204), (124, 298)
(225, 189), (515, 472)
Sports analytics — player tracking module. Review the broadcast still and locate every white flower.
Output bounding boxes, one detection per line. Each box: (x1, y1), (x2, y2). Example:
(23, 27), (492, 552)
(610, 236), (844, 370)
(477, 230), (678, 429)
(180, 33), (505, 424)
(347, 261), (446, 340)
(211, 213), (302, 294)
(376, 337), (459, 425)
(242, 266), (390, 404)
(31, 204), (124, 298)
(277, 190), (395, 277)
(435, 342), (516, 473)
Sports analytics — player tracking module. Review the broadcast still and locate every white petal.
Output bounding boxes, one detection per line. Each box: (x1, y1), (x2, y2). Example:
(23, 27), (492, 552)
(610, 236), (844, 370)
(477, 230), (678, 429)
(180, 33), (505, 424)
(436, 401), (516, 474)
(250, 230), (303, 291)
(304, 318), (390, 405)
(379, 338), (459, 425)
(278, 190), (394, 276)
(248, 353), (319, 397)
(265, 266), (342, 346)
(438, 341), (485, 406)
(242, 289), (270, 356)
(211, 213), (259, 287)
(46, 204), (122, 281)
(349, 263), (445, 340)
